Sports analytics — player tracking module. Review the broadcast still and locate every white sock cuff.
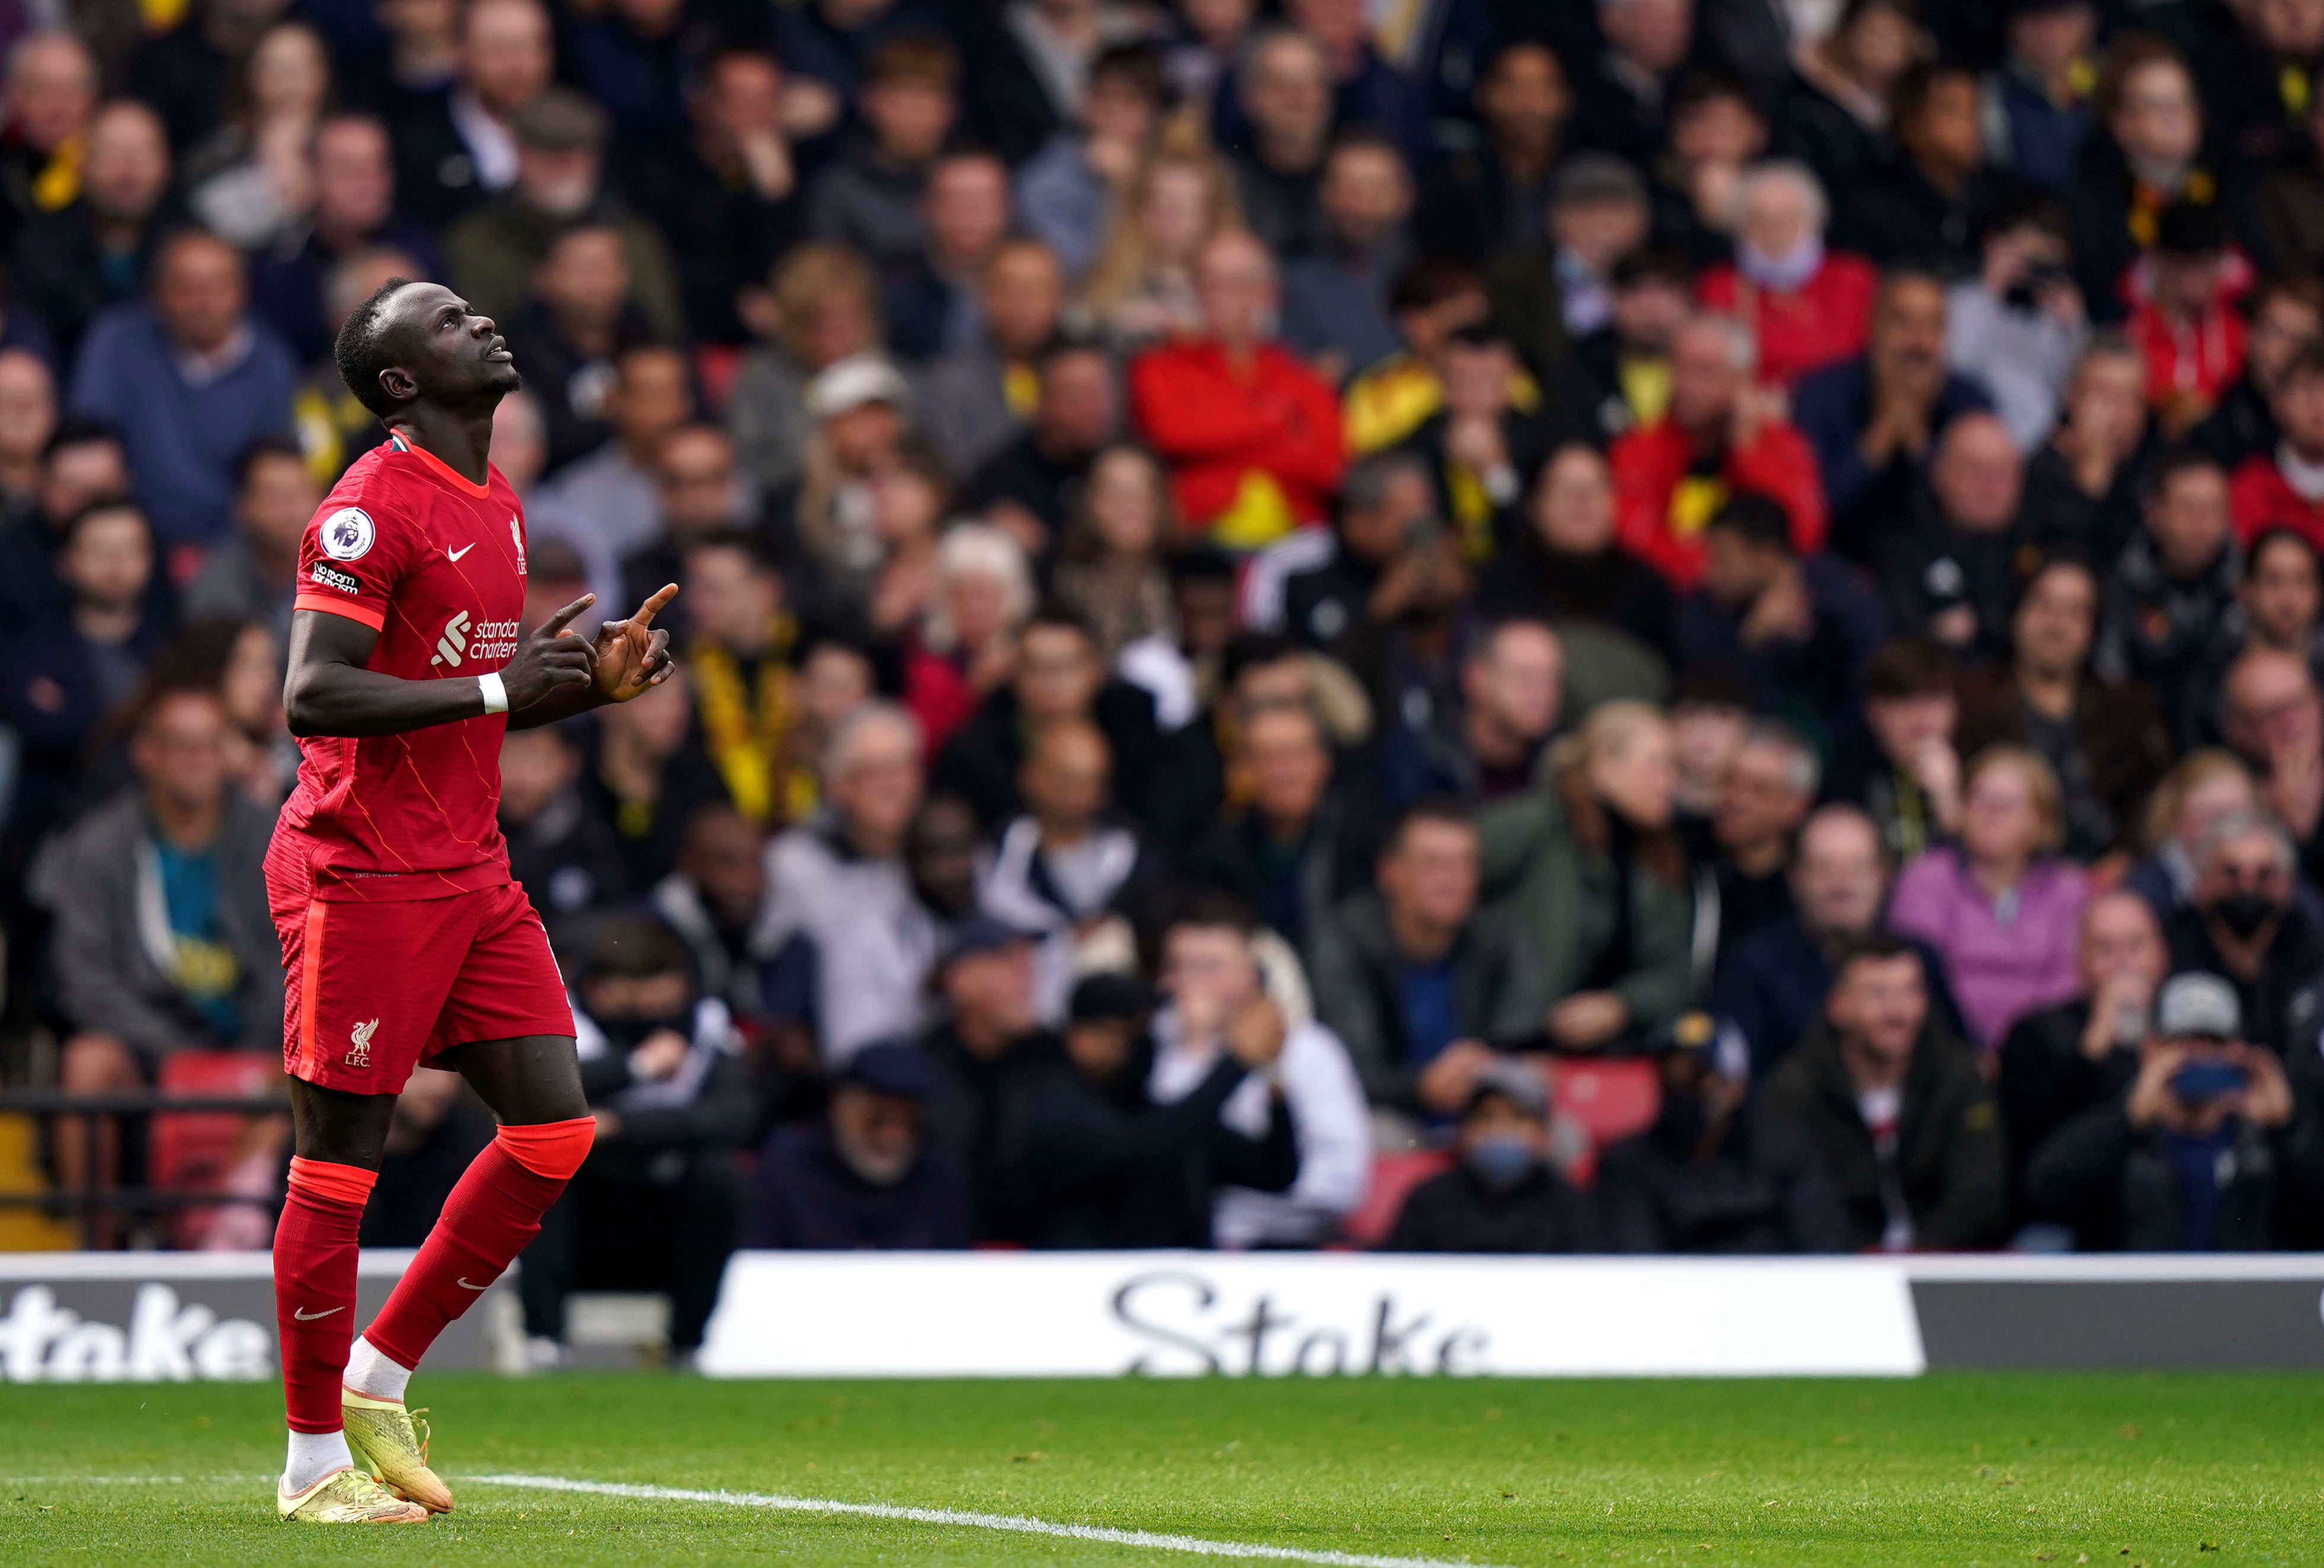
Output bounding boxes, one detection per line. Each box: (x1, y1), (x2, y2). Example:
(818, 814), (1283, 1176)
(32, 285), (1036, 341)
(343, 1335), (413, 1401)
(283, 1428), (353, 1494)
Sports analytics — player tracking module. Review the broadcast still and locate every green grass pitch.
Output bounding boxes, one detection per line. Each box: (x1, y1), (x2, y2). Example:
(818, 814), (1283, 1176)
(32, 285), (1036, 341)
(2, 1373), (2317, 1565)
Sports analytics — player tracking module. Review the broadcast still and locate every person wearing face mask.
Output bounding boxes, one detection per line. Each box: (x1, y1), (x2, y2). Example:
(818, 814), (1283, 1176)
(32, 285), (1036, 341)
(1596, 1010), (1852, 1253)
(1696, 161), (1878, 390)
(743, 1038), (974, 1250)
(2025, 971), (2304, 1250)
(517, 916), (751, 1371)
(2160, 808), (2324, 1057)
(1378, 1060), (1596, 1253)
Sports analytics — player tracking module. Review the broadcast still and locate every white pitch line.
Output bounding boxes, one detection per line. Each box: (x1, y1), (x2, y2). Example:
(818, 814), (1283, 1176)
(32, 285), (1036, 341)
(469, 1472), (1507, 1568)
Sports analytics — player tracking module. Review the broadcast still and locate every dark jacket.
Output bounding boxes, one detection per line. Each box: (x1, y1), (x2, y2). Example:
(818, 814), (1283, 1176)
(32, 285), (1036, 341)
(1870, 489), (2025, 664)
(2099, 529), (2242, 752)
(1952, 664), (2176, 859)
(2163, 902), (2324, 1058)
(1710, 908), (1967, 1081)
(1305, 889), (1538, 1112)
(994, 1052), (1298, 1249)
(1671, 553), (1890, 755)
(1414, 139), (1555, 266)
(1478, 533), (1676, 656)
(10, 203), (167, 363)
(1189, 795), (1372, 954)
(744, 1118), (975, 1249)
(1995, 998), (2141, 1223)
(1759, 1017), (2010, 1250)
(929, 680), (1161, 834)
(1380, 1161), (1599, 1253)
(1832, 156), (2019, 281)
(1595, 1108), (1855, 1253)
(1791, 354), (1994, 561)
(919, 1022), (1052, 1244)
(2025, 1091), (2294, 1250)
(27, 789), (283, 1060)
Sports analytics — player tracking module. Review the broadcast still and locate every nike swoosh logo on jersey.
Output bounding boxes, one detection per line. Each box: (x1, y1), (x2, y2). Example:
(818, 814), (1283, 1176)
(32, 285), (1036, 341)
(447, 543), (475, 561)
(293, 1305), (344, 1321)
(456, 1277), (492, 1291)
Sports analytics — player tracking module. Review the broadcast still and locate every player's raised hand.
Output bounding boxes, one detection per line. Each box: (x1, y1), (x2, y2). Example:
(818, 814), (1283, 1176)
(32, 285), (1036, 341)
(592, 583), (678, 703)
(502, 593), (599, 709)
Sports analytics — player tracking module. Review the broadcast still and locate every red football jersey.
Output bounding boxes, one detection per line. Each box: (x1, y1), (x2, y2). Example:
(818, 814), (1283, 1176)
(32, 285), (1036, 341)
(273, 432), (530, 902)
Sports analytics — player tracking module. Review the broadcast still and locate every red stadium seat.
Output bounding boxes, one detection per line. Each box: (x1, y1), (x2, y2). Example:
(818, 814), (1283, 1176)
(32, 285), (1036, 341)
(1551, 1057), (1662, 1164)
(694, 345), (745, 414)
(151, 1052), (279, 1248)
(1338, 1148), (1454, 1249)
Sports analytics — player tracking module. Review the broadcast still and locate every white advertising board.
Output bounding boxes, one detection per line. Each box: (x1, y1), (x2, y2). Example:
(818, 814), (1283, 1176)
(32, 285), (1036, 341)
(696, 1252), (1928, 1378)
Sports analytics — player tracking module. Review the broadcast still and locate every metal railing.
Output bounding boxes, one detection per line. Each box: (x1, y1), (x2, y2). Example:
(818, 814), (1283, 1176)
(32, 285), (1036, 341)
(0, 1089), (292, 1250)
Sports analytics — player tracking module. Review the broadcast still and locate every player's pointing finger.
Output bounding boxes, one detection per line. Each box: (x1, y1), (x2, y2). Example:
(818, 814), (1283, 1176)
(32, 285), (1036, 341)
(631, 584), (678, 629)
(542, 593), (597, 635)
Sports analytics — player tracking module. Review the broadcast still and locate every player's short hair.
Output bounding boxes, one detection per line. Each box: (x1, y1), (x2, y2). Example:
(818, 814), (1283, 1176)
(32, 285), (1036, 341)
(334, 274), (417, 421)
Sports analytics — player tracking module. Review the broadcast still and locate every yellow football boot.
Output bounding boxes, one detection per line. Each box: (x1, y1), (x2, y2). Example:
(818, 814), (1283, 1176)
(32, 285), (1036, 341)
(341, 1388), (456, 1513)
(277, 1466), (430, 1523)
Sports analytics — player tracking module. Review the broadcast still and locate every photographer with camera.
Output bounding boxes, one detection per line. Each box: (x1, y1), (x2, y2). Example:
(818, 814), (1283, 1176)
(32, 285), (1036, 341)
(2025, 971), (2301, 1250)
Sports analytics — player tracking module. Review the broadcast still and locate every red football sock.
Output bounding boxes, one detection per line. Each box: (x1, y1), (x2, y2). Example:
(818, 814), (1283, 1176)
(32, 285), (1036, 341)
(362, 1118), (593, 1372)
(276, 1157), (376, 1435)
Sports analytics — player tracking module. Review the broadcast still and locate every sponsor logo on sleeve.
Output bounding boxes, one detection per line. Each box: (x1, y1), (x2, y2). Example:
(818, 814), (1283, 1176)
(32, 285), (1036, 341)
(308, 562), (360, 595)
(319, 507), (375, 561)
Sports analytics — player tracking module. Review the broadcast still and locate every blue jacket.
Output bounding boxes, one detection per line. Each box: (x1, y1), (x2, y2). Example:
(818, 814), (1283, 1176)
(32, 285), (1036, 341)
(68, 305), (298, 545)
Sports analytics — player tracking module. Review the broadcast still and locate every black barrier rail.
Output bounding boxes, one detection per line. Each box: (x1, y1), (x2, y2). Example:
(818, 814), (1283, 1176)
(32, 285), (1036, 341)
(0, 1089), (293, 1249)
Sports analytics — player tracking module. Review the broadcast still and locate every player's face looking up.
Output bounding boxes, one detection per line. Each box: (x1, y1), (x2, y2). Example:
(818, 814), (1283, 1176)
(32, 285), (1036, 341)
(372, 281), (523, 414)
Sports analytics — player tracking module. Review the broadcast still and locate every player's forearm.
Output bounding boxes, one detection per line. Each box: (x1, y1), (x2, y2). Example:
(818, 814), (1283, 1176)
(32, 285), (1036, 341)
(505, 682), (611, 730)
(285, 660), (497, 737)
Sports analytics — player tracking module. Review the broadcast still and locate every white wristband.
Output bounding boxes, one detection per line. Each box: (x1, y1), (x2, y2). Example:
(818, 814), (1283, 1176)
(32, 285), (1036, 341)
(478, 671), (509, 715)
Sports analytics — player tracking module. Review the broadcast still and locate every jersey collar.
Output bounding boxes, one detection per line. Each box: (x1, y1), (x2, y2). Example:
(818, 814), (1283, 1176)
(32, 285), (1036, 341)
(387, 430), (494, 498)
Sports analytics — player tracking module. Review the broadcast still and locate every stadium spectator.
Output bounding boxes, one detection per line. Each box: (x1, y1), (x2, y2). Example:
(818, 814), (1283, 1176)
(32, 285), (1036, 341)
(1396, 325), (1564, 564)
(1129, 228), (1343, 549)
(446, 87), (683, 344)
(1050, 442), (1175, 661)
(1872, 411), (2029, 663)
(1698, 720), (1821, 955)
(2160, 809), (2324, 1058)
(1414, 41), (1566, 267)
(1981, 0), (2095, 197)
(1696, 161), (1878, 389)
(182, 437), (316, 649)
(1574, 0), (1694, 164)
(1828, 639), (1964, 863)
(247, 115), (443, 370)
(805, 31), (958, 270)
(1996, 889), (2166, 1227)
(1792, 269), (1993, 559)
(0, 33), (98, 244)
(497, 721), (625, 936)
(0, 346), (52, 516)
(1306, 799), (1532, 1121)
(0, 417), (125, 629)
(2122, 751), (2283, 928)
(1015, 42), (1170, 288)
(577, 661), (728, 891)
(537, 343), (693, 569)
(744, 1038), (973, 1250)
(915, 235), (1065, 475)
(2123, 201), (2247, 440)
(1653, 65), (1768, 266)
(1596, 1010), (1854, 1253)
(1378, 1060), (1596, 1253)
(1888, 745), (2091, 1051)
(1148, 889), (1369, 1248)
(11, 98), (172, 364)
(960, 339), (1118, 553)
(389, 0), (553, 231)
(1673, 492), (1889, 751)
(1761, 933), (2009, 1250)
(881, 150), (1015, 367)
(1379, 617), (1562, 812)
(1955, 555), (2175, 862)
(2066, 35), (2208, 326)
(1610, 312), (1826, 591)
(1224, 25), (1331, 258)
(728, 242), (884, 497)
(2021, 332), (2152, 566)
(1480, 700), (1694, 1049)
(1560, 245), (1691, 446)
(521, 917), (751, 1369)
(2103, 450), (2240, 751)
(918, 913), (1054, 1241)
(1770, 0), (1925, 196)
(2209, 530), (2324, 718)
(901, 522), (1034, 752)
(1494, 153), (1653, 372)
(2025, 969), (2303, 1250)
(2, 499), (165, 836)
(1278, 132), (1414, 383)
(1944, 191), (2088, 453)
(1835, 63), (2011, 279)
(1484, 443), (1675, 655)
(357, 1068), (495, 1249)
(68, 228), (299, 551)
(29, 680), (281, 1221)
(997, 969), (1298, 1249)
(181, 21), (332, 251)
(2232, 344), (2324, 549)
(1077, 145), (1243, 351)
(2191, 275), (2322, 473)
(503, 221), (661, 474)
(1188, 702), (1361, 953)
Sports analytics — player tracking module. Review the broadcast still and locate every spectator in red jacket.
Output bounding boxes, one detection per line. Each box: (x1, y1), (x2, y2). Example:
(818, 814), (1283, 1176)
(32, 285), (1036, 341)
(2231, 342), (2324, 548)
(1611, 312), (1828, 589)
(1696, 160), (1878, 388)
(2124, 200), (2249, 440)
(1128, 228), (1346, 551)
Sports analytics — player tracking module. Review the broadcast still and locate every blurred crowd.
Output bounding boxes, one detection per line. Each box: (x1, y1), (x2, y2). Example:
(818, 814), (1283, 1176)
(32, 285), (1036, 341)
(17, 0), (2324, 1361)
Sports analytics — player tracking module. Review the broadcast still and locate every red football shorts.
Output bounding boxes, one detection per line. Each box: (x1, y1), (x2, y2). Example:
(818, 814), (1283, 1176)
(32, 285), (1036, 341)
(270, 877), (575, 1095)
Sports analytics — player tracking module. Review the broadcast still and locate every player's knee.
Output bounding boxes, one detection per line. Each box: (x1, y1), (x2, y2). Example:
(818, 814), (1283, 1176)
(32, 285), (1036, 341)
(60, 1034), (140, 1092)
(496, 1114), (596, 1180)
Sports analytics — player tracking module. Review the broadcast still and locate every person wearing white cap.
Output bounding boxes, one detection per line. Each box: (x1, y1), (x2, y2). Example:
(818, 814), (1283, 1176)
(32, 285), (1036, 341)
(2025, 969), (2309, 1250)
(788, 351), (910, 601)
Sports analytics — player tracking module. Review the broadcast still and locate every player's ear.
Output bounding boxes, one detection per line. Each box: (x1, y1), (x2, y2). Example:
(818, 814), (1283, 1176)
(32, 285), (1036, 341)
(378, 366), (416, 404)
